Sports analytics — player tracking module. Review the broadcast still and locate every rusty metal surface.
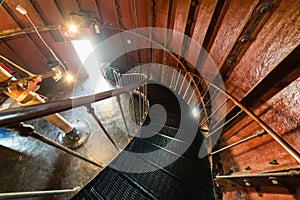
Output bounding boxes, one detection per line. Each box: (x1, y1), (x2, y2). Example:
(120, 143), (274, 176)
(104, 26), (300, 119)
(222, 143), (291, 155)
(226, 0), (300, 100)
(0, 1), (299, 199)
(209, 0), (258, 67)
(216, 45), (300, 135)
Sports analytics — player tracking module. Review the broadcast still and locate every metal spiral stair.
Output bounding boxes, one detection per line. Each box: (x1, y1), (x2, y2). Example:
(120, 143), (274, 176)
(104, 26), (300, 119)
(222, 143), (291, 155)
(72, 83), (214, 200)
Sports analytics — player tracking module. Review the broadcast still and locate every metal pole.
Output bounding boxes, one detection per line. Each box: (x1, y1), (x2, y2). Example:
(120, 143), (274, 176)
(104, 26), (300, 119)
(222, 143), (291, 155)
(210, 130), (266, 155)
(0, 187), (80, 199)
(138, 87), (142, 126)
(130, 91), (137, 125)
(198, 89), (218, 115)
(183, 83), (190, 100)
(9, 123), (103, 168)
(116, 95), (131, 141)
(211, 109), (243, 131)
(178, 73), (187, 95)
(141, 84), (145, 122)
(174, 71), (181, 91)
(85, 104), (120, 152)
(200, 99), (229, 126)
(205, 110), (244, 138)
(215, 170), (300, 179)
(170, 69), (176, 88)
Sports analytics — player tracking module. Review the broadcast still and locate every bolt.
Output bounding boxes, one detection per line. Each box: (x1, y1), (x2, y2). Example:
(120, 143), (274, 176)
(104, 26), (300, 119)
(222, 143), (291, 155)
(239, 35), (250, 43)
(269, 159), (279, 165)
(244, 180), (251, 187)
(257, 3), (271, 14)
(269, 177), (279, 185)
(227, 57), (236, 65)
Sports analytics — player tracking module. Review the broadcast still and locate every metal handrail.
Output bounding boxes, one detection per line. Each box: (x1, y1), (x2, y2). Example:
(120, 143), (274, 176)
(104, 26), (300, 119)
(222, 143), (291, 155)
(0, 73), (148, 127)
(203, 78), (300, 164)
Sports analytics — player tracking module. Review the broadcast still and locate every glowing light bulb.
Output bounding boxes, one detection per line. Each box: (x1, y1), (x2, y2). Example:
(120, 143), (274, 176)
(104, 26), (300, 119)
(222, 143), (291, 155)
(16, 5), (27, 15)
(192, 107), (199, 118)
(65, 73), (74, 82)
(68, 24), (78, 33)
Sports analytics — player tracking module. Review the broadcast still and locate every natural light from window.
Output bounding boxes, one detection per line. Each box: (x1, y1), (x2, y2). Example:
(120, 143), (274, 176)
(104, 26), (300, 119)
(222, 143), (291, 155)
(71, 39), (111, 92)
(71, 39), (94, 65)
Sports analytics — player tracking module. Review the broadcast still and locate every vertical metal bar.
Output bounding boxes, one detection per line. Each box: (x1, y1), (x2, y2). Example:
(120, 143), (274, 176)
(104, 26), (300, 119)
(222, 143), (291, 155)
(130, 91), (137, 125)
(174, 70), (181, 91)
(200, 99), (229, 126)
(9, 123), (103, 167)
(183, 80), (192, 99)
(187, 90), (195, 105)
(170, 68), (176, 88)
(178, 73), (187, 95)
(144, 84), (146, 121)
(198, 89), (218, 114)
(85, 104), (120, 151)
(206, 110), (244, 138)
(139, 86), (142, 126)
(116, 95), (131, 141)
(210, 130), (266, 155)
(141, 84), (144, 122)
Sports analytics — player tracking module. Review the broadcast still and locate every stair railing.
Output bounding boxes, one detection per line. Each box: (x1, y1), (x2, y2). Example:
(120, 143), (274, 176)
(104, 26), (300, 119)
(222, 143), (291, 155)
(0, 73), (149, 167)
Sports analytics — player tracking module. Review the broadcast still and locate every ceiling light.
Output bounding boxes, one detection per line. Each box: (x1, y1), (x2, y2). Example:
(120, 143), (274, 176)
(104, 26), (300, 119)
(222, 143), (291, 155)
(192, 107), (199, 118)
(65, 72), (74, 82)
(16, 4), (27, 15)
(68, 24), (78, 33)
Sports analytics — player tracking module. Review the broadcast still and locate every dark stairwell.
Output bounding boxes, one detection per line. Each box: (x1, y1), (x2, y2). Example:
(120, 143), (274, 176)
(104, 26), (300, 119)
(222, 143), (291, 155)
(72, 83), (214, 200)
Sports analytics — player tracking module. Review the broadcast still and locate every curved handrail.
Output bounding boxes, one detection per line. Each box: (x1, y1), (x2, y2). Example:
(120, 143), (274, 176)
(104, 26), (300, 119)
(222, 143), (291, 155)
(0, 73), (148, 127)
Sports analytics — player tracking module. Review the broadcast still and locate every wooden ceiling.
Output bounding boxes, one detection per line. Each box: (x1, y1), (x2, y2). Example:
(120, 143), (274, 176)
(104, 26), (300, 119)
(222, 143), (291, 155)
(0, 0), (299, 199)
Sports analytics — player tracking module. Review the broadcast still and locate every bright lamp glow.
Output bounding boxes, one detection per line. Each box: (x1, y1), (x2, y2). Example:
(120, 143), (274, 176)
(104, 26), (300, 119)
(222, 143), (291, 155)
(192, 107), (199, 118)
(65, 73), (74, 82)
(71, 40), (94, 64)
(68, 24), (78, 33)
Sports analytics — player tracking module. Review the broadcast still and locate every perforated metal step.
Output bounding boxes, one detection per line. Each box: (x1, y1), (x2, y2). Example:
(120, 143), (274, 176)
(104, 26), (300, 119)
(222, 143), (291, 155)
(72, 83), (214, 200)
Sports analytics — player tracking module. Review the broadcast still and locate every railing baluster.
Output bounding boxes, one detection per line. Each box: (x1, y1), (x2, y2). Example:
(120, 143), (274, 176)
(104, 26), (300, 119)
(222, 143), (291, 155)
(169, 68), (176, 88)
(178, 73), (188, 95)
(183, 82), (191, 100)
(139, 86), (142, 126)
(200, 99), (229, 126)
(187, 90), (195, 105)
(198, 89), (218, 116)
(130, 91), (137, 126)
(174, 70), (181, 91)
(8, 123), (103, 168)
(205, 110), (244, 138)
(85, 104), (120, 152)
(210, 130), (266, 155)
(116, 95), (131, 142)
(0, 187), (80, 199)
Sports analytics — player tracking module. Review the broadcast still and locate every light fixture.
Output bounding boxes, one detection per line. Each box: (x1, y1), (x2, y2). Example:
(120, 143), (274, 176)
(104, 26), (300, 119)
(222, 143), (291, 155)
(16, 4), (27, 15)
(65, 72), (74, 82)
(68, 24), (78, 33)
(192, 107), (199, 118)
